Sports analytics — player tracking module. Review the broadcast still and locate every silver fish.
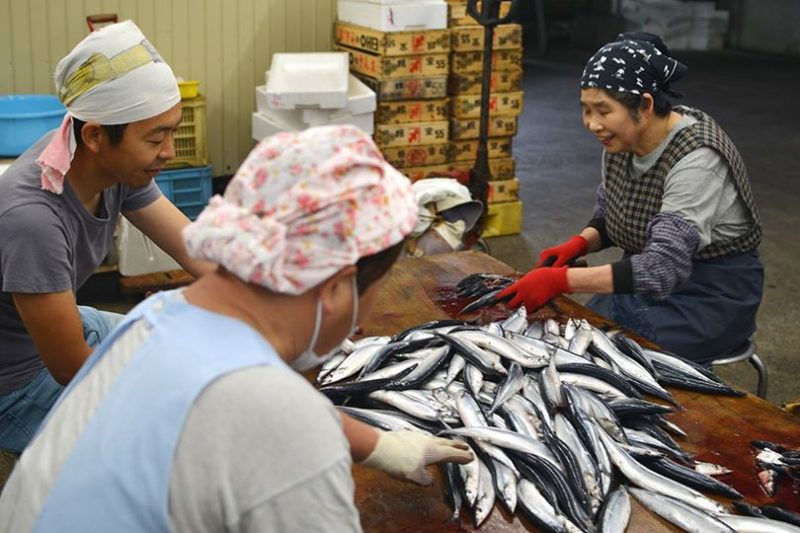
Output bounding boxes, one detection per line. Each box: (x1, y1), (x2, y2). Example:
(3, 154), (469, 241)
(488, 362), (526, 415)
(563, 318), (578, 341)
(555, 413), (603, 517)
(597, 427), (726, 514)
(517, 479), (584, 533)
(629, 488), (735, 532)
(361, 359), (419, 381)
(458, 441), (481, 507)
(524, 320), (544, 339)
(440, 426), (560, 467)
(491, 459), (518, 514)
(452, 329), (533, 369)
(474, 458), (496, 527)
(368, 390), (448, 422)
(322, 343), (386, 385)
(444, 354), (465, 385)
(465, 364), (484, 397)
(316, 352), (348, 383)
(717, 514), (800, 533)
(568, 328), (593, 356)
(598, 486), (630, 533)
(541, 358), (564, 408)
(500, 306), (529, 334)
(338, 406), (428, 434)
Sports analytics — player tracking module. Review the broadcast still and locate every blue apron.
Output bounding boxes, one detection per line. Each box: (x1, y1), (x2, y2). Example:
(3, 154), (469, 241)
(33, 290), (288, 532)
(587, 250), (764, 367)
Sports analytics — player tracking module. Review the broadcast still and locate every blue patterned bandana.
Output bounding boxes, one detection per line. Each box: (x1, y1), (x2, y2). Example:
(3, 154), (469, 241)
(580, 32), (687, 98)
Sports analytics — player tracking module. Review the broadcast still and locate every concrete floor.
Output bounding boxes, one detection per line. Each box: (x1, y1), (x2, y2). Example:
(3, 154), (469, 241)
(487, 47), (800, 406)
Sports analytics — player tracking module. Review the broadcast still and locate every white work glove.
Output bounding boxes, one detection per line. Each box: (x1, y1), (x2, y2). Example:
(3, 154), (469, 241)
(359, 431), (473, 486)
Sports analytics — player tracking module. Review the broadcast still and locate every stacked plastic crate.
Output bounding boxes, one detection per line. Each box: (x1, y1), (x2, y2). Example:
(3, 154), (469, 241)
(447, 0), (524, 237)
(160, 82), (212, 221)
(334, 1), (453, 179)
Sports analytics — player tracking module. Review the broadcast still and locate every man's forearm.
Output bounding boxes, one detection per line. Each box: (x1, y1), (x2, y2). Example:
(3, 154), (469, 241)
(340, 412), (379, 462)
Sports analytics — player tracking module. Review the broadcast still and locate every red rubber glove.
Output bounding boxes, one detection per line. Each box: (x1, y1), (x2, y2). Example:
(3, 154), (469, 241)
(535, 235), (589, 267)
(499, 267), (571, 310)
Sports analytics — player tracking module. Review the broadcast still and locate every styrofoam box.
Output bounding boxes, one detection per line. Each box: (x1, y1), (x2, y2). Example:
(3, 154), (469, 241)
(117, 217), (180, 276)
(252, 107), (374, 141)
(252, 111), (304, 141)
(266, 53), (349, 110)
(337, 0), (447, 31)
(301, 74), (376, 123)
(258, 74), (375, 118)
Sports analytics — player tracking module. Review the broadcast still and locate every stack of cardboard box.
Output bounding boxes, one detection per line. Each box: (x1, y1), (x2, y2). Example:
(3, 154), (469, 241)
(446, 0), (523, 237)
(334, 1), (453, 179)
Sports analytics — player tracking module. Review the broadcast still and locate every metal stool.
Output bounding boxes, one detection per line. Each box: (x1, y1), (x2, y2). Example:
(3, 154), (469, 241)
(711, 339), (767, 399)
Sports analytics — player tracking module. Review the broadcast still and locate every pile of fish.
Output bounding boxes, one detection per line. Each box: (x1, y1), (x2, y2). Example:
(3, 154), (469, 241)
(313, 276), (800, 532)
(751, 440), (800, 500)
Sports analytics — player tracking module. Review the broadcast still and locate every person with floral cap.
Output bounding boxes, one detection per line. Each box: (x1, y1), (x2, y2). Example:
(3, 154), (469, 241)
(0, 125), (473, 532)
(0, 21), (215, 454)
(500, 32), (763, 366)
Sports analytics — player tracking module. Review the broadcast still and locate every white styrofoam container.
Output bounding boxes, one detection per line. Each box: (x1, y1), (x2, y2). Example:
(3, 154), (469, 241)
(252, 107), (374, 141)
(336, 0), (447, 31)
(252, 111), (304, 142)
(265, 52), (349, 110)
(117, 217), (180, 276)
(303, 111), (374, 134)
(255, 73), (376, 137)
(301, 74), (376, 122)
(258, 74), (375, 116)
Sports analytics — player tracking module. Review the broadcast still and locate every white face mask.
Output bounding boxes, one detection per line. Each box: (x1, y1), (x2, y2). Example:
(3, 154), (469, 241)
(291, 277), (360, 372)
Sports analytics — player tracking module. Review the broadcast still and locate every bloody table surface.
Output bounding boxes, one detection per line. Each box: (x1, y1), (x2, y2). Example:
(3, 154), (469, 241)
(349, 251), (800, 532)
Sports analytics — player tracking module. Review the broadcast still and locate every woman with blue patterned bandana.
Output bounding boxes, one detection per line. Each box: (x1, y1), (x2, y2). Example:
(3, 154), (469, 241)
(499, 32), (763, 367)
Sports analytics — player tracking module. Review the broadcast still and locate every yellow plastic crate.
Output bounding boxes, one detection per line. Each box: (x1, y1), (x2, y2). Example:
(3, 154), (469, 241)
(481, 200), (523, 237)
(166, 96), (208, 169)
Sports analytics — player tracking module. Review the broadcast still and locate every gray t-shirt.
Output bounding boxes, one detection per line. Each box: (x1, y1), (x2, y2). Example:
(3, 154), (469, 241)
(0, 132), (161, 393)
(169, 367), (362, 533)
(602, 114), (752, 248)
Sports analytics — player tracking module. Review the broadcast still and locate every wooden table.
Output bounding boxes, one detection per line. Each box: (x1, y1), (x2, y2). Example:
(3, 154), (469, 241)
(351, 251), (800, 532)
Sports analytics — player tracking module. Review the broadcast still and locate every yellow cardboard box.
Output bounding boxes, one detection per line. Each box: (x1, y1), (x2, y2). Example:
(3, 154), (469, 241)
(451, 91), (524, 119)
(335, 22), (450, 57)
(356, 74), (448, 101)
(450, 50), (523, 74)
(487, 177), (519, 204)
(339, 46), (449, 79)
(451, 24), (522, 52)
(380, 143), (450, 168)
(481, 200), (523, 237)
(450, 115), (518, 141)
(448, 70), (523, 95)
(375, 121), (449, 148)
(449, 1), (512, 26)
(377, 98), (449, 124)
(447, 157), (516, 180)
(449, 137), (513, 161)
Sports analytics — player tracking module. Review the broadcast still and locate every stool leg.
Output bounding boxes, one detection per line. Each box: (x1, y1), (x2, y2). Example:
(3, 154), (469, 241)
(749, 354), (768, 399)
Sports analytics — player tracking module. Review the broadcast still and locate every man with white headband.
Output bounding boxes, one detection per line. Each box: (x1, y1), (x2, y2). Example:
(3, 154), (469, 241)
(0, 125), (473, 531)
(0, 21), (213, 453)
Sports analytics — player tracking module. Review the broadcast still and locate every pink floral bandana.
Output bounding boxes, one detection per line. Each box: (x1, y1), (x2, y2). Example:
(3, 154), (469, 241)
(183, 125), (417, 294)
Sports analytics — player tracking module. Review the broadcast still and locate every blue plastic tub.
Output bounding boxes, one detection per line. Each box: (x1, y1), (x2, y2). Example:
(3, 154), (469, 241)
(0, 95), (67, 157)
